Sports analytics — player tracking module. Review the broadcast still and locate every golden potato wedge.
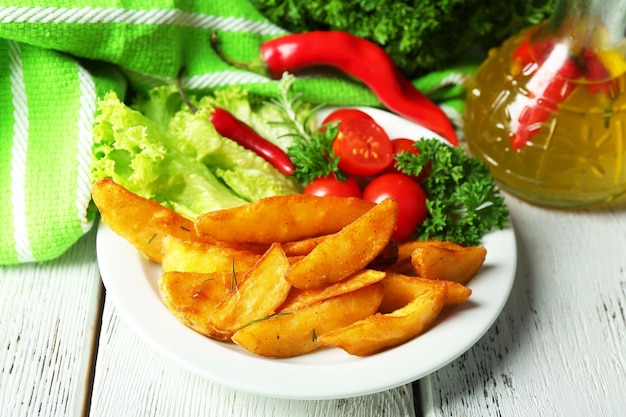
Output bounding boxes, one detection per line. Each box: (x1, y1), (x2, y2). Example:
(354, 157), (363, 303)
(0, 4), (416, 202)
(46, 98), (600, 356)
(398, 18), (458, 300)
(158, 270), (232, 340)
(161, 235), (261, 274)
(410, 242), (487, 284)
(379, 272), (471, 313)
(209, 243), (292, 337)
(194, 194), (375, 244)
(283, 235), (397, 267)
(318, 286), (446, 356)
(385, 239), (466, 275)
(285, 198), (398, 289)
(278, 269), (386, 312)
(231, 283), (384, 358)
(91, 178), (197, 263)
(282, 234), (332, 257)
(384, 240), (426, 275)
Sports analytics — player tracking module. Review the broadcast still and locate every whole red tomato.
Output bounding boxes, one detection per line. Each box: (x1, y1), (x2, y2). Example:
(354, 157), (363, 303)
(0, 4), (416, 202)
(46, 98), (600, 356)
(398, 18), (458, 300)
(385, 138), (429, 182)
(304, 174), (362, 198)
(363, 173), (428, 240)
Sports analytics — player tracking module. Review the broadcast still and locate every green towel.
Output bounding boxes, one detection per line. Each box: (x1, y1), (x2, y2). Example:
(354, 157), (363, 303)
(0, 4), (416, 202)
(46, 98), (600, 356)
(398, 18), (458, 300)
(0, 1), (474, 266)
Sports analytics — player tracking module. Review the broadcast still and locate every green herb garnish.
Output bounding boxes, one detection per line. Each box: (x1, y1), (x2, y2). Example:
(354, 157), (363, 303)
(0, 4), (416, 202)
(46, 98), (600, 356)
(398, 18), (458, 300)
(229, 259), (237, 291)
(395, 139), (509, 246)
(238, 312), (293, 330)
(270, 74), (345, 185)
(192, 278), (214, 302)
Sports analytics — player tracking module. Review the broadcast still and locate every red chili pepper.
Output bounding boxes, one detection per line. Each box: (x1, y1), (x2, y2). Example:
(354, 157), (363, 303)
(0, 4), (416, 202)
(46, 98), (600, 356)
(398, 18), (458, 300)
(209, 107), (295, 175)
(211, 31), (458, 146)
(508, 30), (619, 150)
(508, 32), (584, 150)
(259, 31), (459, 146)
(176, 72), (295, 176)
(583, 50), (619, 99)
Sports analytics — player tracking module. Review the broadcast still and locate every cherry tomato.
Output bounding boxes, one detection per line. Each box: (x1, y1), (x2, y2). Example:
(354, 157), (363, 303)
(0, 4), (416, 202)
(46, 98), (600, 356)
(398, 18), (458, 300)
(385, 138), (429, 182)
(322, 108), (375, 125)
(363, 173), (428, 240)
(331, 117), (394, 176)
(304, 174), (362, 198)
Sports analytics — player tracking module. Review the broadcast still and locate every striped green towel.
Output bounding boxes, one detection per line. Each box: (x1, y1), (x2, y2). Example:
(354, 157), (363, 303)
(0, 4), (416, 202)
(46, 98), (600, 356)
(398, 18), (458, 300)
(0, 1), (473, 265)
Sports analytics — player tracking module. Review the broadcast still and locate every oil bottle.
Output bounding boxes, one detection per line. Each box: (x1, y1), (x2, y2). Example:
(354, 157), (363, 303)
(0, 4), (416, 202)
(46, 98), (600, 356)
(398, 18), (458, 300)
(464, 0), (626, 207)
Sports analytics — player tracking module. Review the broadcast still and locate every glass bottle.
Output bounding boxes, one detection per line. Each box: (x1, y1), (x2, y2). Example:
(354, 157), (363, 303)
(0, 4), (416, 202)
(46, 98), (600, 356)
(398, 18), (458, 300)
(463, 0), (626, 207)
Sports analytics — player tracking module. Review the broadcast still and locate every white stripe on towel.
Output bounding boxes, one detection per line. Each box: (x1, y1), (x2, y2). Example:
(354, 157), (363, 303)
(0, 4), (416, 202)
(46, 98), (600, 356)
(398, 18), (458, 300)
(76, 64), (97, 233)
(8, 40), (34, 263)
(0, 6), (287, 36)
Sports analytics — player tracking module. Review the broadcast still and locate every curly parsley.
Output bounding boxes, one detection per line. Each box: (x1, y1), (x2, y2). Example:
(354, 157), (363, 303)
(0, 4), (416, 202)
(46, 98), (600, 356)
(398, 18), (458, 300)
(395, 139), (509, 246)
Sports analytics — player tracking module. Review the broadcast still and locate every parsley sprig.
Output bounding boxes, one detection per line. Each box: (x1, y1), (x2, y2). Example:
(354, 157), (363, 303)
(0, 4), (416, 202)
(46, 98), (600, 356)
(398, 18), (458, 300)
(395, 139), (509, 246)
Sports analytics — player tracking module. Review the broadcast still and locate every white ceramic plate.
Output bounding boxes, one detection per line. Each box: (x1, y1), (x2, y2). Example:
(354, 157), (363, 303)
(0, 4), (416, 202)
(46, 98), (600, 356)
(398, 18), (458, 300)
(96, 107), (517, 400)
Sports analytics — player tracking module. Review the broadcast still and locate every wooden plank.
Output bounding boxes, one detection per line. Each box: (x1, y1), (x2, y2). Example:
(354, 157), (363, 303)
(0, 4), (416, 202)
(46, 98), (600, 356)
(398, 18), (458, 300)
(88, 299), (417, 417)
(420, 195), (626, 416)
(0, 228), (102, 417)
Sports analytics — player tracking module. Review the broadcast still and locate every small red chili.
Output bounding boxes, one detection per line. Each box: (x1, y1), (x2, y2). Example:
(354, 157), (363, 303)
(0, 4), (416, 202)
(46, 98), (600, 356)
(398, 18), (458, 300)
(176, 72), (294, 176)
(509, 30), (616, 150)
(209, 107), (295, 175)
(509, 31), (582, 150)
(211, 31), (459, 146)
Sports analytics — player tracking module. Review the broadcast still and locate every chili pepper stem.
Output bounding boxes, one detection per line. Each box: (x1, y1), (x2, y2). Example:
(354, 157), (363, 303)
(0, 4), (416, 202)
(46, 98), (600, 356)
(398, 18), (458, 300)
(176, 68), (199, 113)
(210, 31), (273, 78)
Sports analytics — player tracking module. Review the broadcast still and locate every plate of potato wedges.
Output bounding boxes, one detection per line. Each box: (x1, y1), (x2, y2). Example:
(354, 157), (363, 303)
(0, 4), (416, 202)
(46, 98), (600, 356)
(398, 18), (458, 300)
(94, 177), (516, 400)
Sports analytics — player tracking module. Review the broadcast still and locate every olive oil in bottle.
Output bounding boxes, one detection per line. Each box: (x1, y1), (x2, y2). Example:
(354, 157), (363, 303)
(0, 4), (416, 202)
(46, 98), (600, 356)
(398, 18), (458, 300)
(464, 0), (626, 207)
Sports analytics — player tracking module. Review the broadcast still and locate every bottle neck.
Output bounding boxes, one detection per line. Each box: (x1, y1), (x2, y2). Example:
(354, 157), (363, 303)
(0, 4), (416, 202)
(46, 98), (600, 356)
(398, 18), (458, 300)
(550, 0), (626, 48)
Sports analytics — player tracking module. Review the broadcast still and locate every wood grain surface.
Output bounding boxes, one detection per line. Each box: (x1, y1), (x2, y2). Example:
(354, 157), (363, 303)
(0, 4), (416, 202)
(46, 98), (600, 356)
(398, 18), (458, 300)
(420, 194), (626, 417)
(0, 229), (102, 417)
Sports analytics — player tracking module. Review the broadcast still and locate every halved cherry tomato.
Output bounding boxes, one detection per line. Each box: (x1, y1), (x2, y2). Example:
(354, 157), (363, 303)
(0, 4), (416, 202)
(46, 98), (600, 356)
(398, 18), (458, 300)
(322, 108), (374, 125)
(363, 173), (428, 240)
(331, 117), (394, 176)
(304, 174), (362, 198)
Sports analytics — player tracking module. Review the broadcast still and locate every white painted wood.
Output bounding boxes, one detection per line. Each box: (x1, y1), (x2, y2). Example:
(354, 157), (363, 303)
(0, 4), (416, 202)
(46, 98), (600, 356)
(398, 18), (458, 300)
(420, 194), (626, 417)
(0, 229), (102, 417)
(88, 299), (417, 417)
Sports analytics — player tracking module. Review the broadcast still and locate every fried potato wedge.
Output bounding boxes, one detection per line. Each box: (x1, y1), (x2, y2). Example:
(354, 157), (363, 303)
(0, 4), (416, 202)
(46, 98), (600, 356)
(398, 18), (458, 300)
(281, 234), (332, 257)
(161, 235), (261, 274)
(379, 272), (471, 313)
(232, 283), (384, 358)
(91, 178), (197, 263)
(319, 286), (446, 356)
(158, 270), (231, 340)
(384, 240), (426, 275)
(278, 269), (386, 312)
(385, 240), (467, 275)
(209, 243), (291, 337)
(194, 194), (375, 244)
(410, 242), (487, 284)
(285, 198), (398, 289)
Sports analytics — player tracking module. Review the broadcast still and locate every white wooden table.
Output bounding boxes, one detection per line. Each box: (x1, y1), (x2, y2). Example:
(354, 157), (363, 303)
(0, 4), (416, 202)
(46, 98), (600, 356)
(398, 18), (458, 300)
(2, 192), (625, 417)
